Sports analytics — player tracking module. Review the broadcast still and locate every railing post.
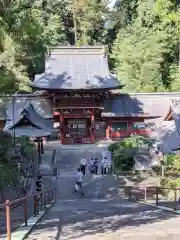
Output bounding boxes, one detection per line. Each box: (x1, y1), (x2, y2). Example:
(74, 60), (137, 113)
(128, 186), (132, 199)
(44, 192), (47, 208)
(55, 188), (57, 201)
(49, 190), (51, 203)
(36, 196), (39, 215)
(48, 190), (51, 203)
(144, 187), (147, 203)
(51, 189), (54, 202)
(40, 193), (43, 211)
(47, 191), (50, 204)
(174, 189), (177, 211)
(24, 199), (28, 227)
(156, 187), (159, 206)
(5, 200), (11, 240)
(34, 195), (37, 217)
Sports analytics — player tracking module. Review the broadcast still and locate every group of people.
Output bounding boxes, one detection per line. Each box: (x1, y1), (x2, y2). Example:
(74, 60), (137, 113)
(75, 155), (112, 195)
(79, 156), (112, 176)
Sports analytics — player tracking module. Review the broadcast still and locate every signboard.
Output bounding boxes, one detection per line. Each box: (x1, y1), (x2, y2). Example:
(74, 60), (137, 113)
(68, 119), (86, 128)
(132, 122), (147, 129)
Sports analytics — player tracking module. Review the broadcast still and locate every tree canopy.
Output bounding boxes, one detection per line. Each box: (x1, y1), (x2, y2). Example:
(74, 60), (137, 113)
(0, 0), (180, 93)
(0, 0), (64, 93)
(111, 0), (180, 92)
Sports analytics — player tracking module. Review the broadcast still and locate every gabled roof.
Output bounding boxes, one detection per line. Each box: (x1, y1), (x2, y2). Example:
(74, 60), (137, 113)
(22, 103), (53, 131)
(6, 97), (52, 120)
(171, 102), (180, 136)
(150, 120), (180, 153)
(102, 93), (176, 118)
(4, 101), (54, 137)
(31, 46), (123, 91)
(7, 126), (52, 138)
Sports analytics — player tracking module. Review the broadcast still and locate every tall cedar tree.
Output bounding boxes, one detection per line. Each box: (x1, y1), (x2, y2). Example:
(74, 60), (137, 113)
(112, 0), (180, 92)
(0, 0), (64, 93)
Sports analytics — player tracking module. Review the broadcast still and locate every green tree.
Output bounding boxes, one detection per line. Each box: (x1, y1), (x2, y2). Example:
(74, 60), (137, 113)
(112, 0), (180, 92)
(0, 0), (64, 92)
(59, 0), (109, 45)
(75, 0), (109, 45)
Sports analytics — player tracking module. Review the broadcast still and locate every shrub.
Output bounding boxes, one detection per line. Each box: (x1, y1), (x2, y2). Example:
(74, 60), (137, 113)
(16, 136), (36, 155)
(0, 132), (20, 201)
(161, 154), (180, 199)
(113, 147), (136, 171)
(108, 135), (153, 172)
(0, 163), (19, 188)
(108, 136), (139, 172)
(161, 177), (180, 200)
(0, 131), (12, 159)
(108, 142), (121, 153)
(165, 154), (176, 166)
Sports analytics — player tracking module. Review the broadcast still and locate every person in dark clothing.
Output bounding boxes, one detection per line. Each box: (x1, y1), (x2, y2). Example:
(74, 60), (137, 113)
(36, 176), (43, 199)
(93, 158), (99, 175)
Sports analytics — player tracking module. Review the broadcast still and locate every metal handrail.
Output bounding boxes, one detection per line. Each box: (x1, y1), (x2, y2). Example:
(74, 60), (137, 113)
(121, 185), (180, 211)
(0, 188), (56, 240)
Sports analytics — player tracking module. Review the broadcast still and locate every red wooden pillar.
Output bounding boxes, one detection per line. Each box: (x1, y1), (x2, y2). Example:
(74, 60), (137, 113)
(91, 112), (95, 143)
(106, 122), (111, 140)
(59, 114), (64, 144)
(128, 121), (132, 136)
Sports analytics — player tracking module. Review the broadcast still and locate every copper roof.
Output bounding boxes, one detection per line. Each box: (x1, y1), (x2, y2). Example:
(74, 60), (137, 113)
(4, 101), (54, 137)
(102, 93), (180, 118)
(32, 46), (123, 90)
(5, 97), (52, 120)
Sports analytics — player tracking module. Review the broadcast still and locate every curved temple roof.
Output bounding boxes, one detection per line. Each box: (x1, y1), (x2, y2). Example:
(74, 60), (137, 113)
(7, 126), (52, 138)
(32, 46), (123, 91)
(171, 102), (180, 136)
(4, 101), (55, 138)
(102, 93), (180, 118)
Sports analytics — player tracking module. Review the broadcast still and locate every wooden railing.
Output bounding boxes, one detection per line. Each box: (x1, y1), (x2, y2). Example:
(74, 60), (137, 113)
(0, 188), (56, 240)
(122, 186), (180, 211)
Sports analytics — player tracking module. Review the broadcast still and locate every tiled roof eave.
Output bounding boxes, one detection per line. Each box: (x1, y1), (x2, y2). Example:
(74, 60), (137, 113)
(101, 112), (163, 118)
(7, 127), (52, 138)
(30, 84), (124, 91)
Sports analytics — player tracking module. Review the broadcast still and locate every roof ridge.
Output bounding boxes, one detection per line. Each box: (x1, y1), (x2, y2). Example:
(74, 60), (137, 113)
(50, 45), (105, 55)
(51, 45), (104, 49)
(115, 92), (180, 96)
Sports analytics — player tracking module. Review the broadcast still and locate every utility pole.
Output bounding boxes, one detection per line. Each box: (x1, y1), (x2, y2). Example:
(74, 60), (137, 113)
(72, 0), (78, 45)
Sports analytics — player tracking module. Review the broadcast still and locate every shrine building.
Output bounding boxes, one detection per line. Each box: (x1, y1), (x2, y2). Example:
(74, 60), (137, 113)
(2, 46), (180, 144)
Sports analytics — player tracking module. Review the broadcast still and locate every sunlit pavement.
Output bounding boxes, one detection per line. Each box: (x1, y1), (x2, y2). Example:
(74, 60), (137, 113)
(26, 145), (180, 240)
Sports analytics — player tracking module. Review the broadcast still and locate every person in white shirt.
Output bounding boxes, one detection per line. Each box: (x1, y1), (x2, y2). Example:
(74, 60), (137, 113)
(75, 168), (84, 195)
(88, 158), (94, 175)
(101, 157), (108, 175)
(80, 158), (87, 176)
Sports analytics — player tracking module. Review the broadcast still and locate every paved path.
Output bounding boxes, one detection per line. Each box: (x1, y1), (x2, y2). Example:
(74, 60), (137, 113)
(26, 146), (180, 240)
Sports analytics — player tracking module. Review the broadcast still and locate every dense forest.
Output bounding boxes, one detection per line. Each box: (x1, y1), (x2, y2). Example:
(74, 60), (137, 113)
(0, 0), (180, 93)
